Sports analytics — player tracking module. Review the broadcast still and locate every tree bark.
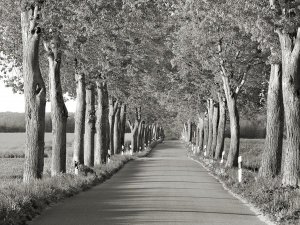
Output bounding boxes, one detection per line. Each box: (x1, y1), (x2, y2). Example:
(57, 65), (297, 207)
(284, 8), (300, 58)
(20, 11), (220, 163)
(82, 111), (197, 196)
(259, 64), (283, 178)
(84, 84), (96, 167)
(130, 107), (141, 152)
(21, 4), (46, 182)
(109, 98), (118, 155)
(211, 104), (219, 157)
(277, 29), (300, 187)
(198, 118), (204, 153)
(215, 95), (226, 160)
(187, 120), (192, 142)
(207, 99), (214, 156)
(73, 73), (86, 165)
(120, 104), (126, 147)
(222, 76), (240, 168)
(203, 116), (209, 151)
(95, 80), (109, 165)
(113, 106), (121, 154)
(45, 38), (68, 176)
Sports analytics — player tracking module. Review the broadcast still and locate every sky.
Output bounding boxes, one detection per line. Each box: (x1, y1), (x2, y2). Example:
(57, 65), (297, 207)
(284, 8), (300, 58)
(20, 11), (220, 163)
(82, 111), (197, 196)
(0, 80), (76, 112)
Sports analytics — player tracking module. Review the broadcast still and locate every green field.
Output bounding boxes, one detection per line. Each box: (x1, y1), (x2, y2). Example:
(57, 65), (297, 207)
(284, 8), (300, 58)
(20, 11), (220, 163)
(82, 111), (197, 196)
(0, 134), (266, 180)
(0, 133), (132, 180)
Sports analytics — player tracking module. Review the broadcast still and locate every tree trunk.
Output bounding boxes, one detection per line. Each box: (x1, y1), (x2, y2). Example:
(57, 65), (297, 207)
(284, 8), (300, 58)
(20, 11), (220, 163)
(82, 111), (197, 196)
(277, 29), (300, 187)
(120, 104), (126, 147)
(73, 73), (86, 165)
(211, 104), (219, 157)
(132, 121), (139, 152)
(46, 39), (68, 176)
(222, 75), (240, 168)
(113, 107), (121, 154)
(215, 95), (226, 160)
(187, 120), (192, 142)
(226, 96), (239, 168)
(21, 5), (46, 182)
(84, 85), (96, 167)
(109, 98), (118, 155)
(152, 123), (157, 141)
(95, 80), (109, 165)
(203, 117), (209, 151)
(259, 64), (283, 178)
(207, 99), (214, 156)
(198, 118), (204, 153)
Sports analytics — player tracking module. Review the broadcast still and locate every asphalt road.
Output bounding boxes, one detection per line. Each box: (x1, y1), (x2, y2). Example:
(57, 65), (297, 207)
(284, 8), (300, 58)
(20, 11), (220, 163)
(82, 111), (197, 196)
(28, 141), (267, 225)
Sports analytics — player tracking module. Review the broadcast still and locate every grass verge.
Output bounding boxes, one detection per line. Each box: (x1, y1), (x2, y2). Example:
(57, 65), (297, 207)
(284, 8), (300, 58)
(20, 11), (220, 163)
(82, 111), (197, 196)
(0, 141), (159, 225)
(186, 144), (300, 225)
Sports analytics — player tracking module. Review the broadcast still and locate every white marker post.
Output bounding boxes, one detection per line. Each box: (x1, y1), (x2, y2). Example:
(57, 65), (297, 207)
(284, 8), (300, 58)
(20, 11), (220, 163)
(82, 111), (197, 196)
(74, 161), (79, 175)
(107, 149), (111, 164)
(203, 145), (207, 157)
(129, 145), (133, 155)
(220, 151), (225, 164)
(238, 156), (242, 183)
(121, 145), (124, 155)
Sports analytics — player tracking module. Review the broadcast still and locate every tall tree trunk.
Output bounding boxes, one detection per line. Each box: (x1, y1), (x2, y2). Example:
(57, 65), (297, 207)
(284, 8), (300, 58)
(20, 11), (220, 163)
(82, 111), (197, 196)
(215, 95), (226, 160)
(207, 99), (214, 156)
(45, 38), (68, 176)
(222, 76), (240, 168)
(203, 117), (209, 151)
(132, 122), (139, 152)
(21, 4), (46, 182)
(198, 118), (204, 153)
(187, 120), (192, 142)
(259, 64), (283, 178)
(73, 73), (86, 165)
(120, 104), (126, 147)
(84, 85), (96, 167)
(277, 29), (300, 187)
(109, 98), (118, 155)
(211, 104), (219, 157)
(113, 107), (121, 154)
(95, 80), (109, 165)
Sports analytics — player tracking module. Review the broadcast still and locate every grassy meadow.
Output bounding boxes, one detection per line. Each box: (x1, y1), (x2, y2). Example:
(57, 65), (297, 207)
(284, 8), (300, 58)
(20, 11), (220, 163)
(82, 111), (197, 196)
(0, 133), (132, 181)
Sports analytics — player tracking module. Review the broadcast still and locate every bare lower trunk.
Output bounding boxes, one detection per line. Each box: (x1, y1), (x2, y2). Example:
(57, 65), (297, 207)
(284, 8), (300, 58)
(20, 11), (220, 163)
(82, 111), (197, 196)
(198, 118), (204, 153)
(73, 73), (86, 165)
(120, 104), (126, 147)
(215, 95), (226, 159)
(132, 122), (139, 152)
(109, 98), (118, 155)
(225, 96), (239, 168)
(22, 5), (46, 182)
(259, 64), (283, 178)
(113, 107), (121, 154)
(84, 85), (96, 167)
(277, 29), (300, 187)
(207, 99), (214, 155)
(95, 80), (109, 165)
(187, 120), (192, 142)
(203, 117), (209, 151)
(46, 39), (68, 176)
(211, 104), (219, 157)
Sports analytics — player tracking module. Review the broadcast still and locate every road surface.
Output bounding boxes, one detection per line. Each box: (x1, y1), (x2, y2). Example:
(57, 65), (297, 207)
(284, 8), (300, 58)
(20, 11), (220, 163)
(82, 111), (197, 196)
(28, 141), (266, 225)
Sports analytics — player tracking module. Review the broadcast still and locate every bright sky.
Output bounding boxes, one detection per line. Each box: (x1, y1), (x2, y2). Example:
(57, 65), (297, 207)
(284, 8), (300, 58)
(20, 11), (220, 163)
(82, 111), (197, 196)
(0, 80), (76, 112)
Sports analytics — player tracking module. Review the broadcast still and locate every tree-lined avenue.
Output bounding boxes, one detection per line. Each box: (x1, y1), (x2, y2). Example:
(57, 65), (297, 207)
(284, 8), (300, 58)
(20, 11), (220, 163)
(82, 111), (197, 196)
(29, 141), (266, 225)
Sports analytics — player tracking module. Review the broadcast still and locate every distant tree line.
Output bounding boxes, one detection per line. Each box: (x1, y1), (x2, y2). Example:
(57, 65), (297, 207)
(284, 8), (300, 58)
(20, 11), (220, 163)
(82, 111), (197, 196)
(0, 112), (133, 133)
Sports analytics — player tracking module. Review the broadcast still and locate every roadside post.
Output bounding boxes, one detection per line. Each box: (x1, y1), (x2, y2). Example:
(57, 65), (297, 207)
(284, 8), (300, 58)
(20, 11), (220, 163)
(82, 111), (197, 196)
(238, 156), (242, 183)
(220, 151), (225, 164)
(121, 145), (124, 155)
(107, 150), (111, 163)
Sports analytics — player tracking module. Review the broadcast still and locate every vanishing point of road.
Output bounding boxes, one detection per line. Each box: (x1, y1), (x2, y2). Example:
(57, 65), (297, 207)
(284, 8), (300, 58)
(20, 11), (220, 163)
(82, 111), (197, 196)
(29, 141), (267, 225)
